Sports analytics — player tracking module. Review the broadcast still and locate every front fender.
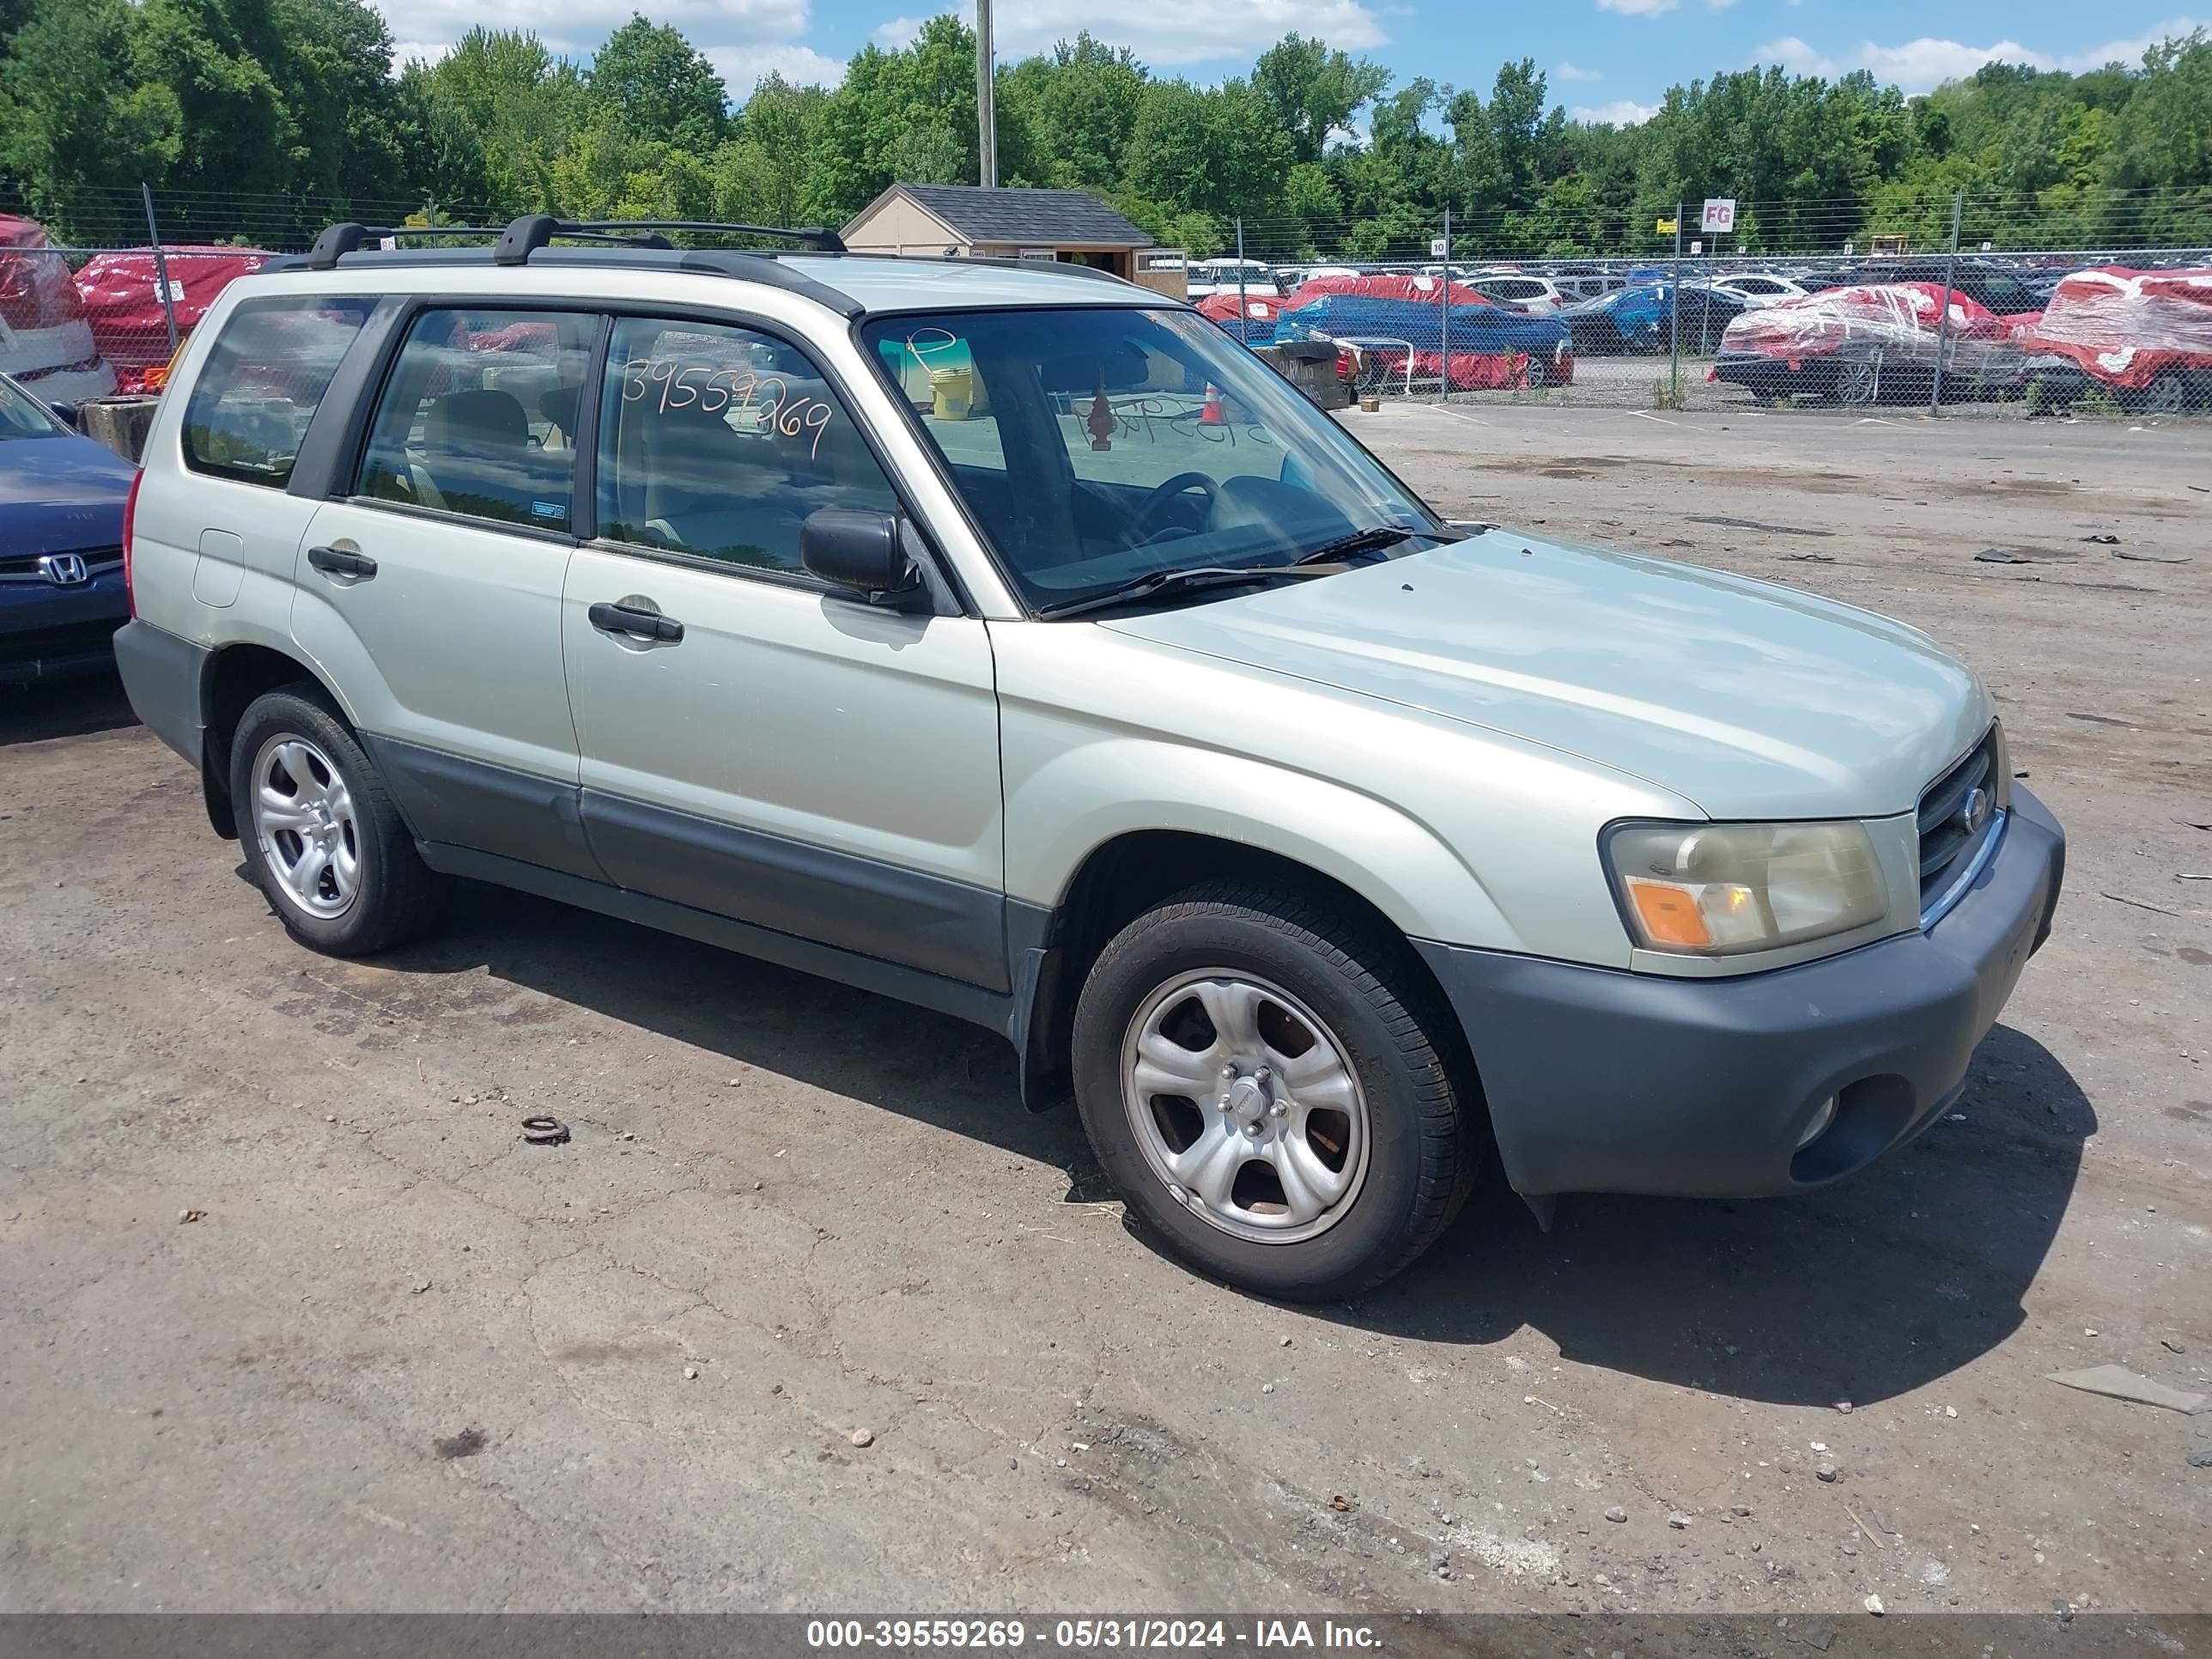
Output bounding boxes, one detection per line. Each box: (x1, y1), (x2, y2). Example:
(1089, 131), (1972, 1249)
(1006, 734), (1517, 951)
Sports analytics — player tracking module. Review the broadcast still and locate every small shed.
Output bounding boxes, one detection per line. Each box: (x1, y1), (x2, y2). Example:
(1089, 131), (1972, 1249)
(841, 185), (1165, 286)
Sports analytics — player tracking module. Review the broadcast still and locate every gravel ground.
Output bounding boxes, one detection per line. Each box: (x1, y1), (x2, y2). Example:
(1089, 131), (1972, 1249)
(2, 404), (2208, 1618)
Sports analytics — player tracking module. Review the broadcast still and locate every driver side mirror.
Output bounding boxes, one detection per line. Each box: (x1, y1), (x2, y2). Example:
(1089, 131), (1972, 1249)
(46, 400), (79, 430)
(801, 508), (921, 604)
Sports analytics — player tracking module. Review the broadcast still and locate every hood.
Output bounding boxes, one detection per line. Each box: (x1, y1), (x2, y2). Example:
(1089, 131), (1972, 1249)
(0, 434), (137, 558)
(1101, 531), (1989, 820)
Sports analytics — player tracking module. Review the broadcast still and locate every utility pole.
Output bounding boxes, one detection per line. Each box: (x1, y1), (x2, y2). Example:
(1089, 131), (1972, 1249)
(1929, 189), (1964, 413)
(1668, 201), (1683, 405)
(975, 0), (998, 188)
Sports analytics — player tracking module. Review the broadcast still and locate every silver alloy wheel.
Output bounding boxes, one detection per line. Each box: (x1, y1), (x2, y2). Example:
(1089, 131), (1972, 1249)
(1837, 359), (1880, 405)
(1120, 969), (1370, 1245)
(2142, 374), (2186, 415)
(250, 733), (362, 921)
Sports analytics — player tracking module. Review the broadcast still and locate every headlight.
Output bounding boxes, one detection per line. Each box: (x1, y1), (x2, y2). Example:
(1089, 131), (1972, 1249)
(1604, 819), (1887, 957)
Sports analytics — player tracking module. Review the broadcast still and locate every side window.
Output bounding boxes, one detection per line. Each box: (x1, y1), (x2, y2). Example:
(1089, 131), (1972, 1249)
(181, 296), (374, 486)
(597, 317), (899, 575)
(356, 308), (599, 532)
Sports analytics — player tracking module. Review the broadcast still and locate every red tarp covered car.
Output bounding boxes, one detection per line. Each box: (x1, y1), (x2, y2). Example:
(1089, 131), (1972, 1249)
(74, 246), (271, 392)
(0, 214), (116, 404)
(2021, 265), (2212, 414)
(1711, 281), (2026, 404)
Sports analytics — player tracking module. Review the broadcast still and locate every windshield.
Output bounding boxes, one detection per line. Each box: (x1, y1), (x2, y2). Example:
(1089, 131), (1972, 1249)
(860, 306), (1442, 611)
(0, 375), (64, 439)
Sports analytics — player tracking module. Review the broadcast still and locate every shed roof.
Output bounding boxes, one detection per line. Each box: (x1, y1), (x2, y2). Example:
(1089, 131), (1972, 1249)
(849, 185), (1153, 248)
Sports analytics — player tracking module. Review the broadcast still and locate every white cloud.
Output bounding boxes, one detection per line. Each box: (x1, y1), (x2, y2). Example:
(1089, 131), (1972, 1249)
(1596, 0), (1679, 15)
(1707, 0), (1738, 9)
(881, 0), (1385, 65)
(392, 39), (454, 65)
(871, 13), (934, 49)
(372, 0), (809, 65)
(1572, 98), (1659, 124)
(1752, 17), (2202, 92)
(707, 41), (848, 91)
(1553, 60), (1601, 82)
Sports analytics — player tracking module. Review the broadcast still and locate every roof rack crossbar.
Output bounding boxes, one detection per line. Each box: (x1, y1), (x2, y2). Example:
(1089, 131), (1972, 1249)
(571, 220), (847, 252)
(495, 215), (844, 264)
(307, 222), (504, 270)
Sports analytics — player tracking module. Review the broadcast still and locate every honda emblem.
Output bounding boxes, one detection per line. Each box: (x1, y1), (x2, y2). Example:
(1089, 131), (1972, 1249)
(39, 552), (89, 586)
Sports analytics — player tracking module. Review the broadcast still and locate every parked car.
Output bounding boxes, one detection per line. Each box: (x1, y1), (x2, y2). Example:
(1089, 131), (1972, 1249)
(116, 217), (2063, 1299)
(1466, 274), (1568, 313)
(1712, 283), (2027, 404)
(74, 246), (273, 393)
(0, 370), (138, 684)
(1843, 258), (2042, 317)
(1561, 283), (1750, 354)
(2021, 264), (2212, 414)
(1548, 264), (1626, 302)
(1711, 271), (1812, 308)
(1184, 258), (1281, 300)
(1, 213), (118, 404)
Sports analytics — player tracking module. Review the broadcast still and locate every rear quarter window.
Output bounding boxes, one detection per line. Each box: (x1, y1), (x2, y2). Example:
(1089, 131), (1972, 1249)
(181, 296), (374, 487)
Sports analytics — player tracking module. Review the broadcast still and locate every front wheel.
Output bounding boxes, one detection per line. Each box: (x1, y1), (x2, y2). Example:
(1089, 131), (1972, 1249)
(230, 686), (443, 956)
(1071, 881), (1478, 1300)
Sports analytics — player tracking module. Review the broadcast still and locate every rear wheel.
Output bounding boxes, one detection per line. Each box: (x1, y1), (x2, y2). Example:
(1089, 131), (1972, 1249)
(1071, 880), (1478, 1300)
(1835, 359), (1881, 405)
(230, 686), (442, 956)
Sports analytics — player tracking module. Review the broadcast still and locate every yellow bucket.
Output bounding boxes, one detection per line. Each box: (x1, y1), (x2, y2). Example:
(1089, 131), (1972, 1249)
(929, 367), (973, 422)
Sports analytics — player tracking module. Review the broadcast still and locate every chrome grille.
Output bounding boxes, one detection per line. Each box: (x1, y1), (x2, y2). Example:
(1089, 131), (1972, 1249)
(1917, 732), (2001, 912)
(0, 546), (123, 583)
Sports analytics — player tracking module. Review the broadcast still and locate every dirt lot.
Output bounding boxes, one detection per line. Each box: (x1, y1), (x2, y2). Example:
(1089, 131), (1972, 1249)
(3, 405), (2208, 1619)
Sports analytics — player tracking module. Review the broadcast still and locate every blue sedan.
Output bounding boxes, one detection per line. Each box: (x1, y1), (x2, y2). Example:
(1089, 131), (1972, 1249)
(1, 372), (138, 684)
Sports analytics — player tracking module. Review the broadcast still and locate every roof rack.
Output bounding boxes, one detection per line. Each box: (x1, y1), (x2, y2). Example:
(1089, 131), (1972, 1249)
(306, 222), (505, 270)
(494, 216), (846, 264)
(305, 216), (846, 272)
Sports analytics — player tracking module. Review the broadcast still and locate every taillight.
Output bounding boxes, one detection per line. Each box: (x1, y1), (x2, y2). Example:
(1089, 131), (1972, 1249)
(121, 468), (142, 617)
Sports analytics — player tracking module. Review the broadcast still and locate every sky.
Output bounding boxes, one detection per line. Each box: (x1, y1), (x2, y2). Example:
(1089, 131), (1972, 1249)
(377, 0), (2205, 120)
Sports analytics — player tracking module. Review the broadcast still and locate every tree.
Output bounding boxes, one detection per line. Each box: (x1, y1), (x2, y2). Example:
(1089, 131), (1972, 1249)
(588, 14), (727, 153)
(0, 0), (180, 232)
(1252, 33), (1389, 165)
(131, 0), (295, 210)
(1000, 33), (1147, 189)
(420, 27), (586, 213)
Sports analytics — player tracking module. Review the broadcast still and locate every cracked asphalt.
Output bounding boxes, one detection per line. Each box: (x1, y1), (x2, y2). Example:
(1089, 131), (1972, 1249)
(2, 406), (2208, 1616)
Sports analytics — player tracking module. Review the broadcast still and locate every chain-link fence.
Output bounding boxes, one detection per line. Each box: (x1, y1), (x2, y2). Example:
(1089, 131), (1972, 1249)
(1184, 190), (2212, 419)
(6, 185), (2210, 418)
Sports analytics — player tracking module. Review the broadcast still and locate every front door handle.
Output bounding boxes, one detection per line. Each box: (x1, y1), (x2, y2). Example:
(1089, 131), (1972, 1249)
(588, 600), (684, 643)
(307, 544), (377, 580)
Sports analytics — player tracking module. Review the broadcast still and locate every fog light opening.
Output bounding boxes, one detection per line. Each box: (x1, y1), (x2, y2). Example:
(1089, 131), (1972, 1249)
(1797, 1095), (1838, 1150)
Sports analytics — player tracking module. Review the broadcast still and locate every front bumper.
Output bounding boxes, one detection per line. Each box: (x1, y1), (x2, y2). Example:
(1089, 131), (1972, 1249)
(1416, 786), (2066, 1199)
(0, 569), (130, 684)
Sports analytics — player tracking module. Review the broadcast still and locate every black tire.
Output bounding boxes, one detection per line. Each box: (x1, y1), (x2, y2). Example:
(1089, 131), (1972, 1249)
(1071, 879), (1478, 1301)
(229, 684), (442, 956)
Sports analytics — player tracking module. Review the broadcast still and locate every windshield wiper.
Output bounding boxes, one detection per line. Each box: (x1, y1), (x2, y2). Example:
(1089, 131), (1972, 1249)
(1036, 564), (1332, 621)
(1289, 524), (1455, 566)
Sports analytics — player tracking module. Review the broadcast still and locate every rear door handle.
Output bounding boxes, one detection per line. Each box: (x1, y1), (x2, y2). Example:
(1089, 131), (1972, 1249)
(307, 544), (377, 580)
(588, 600), (684, 643)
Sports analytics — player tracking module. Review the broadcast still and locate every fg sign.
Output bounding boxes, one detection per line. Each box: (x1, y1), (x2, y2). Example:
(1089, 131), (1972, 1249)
(1700, 198), (1737, 234)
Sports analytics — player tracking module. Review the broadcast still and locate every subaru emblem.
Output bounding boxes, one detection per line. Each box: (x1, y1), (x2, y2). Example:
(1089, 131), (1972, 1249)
(39, 552), (89, 586)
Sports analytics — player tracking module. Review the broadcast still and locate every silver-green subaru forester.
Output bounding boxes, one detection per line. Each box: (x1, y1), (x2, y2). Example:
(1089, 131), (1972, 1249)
(114, 216), (2064, 1299)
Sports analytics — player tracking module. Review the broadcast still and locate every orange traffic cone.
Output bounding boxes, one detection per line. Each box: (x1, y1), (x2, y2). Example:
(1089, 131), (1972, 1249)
(1200, 384), (1226, 425)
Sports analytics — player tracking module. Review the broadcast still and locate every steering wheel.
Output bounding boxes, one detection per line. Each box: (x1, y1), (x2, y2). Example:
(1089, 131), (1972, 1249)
(1128, 471), (1220, 545)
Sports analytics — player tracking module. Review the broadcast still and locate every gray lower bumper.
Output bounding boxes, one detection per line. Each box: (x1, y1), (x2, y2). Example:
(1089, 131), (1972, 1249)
(112, 619), (210, 768)
(1417, 787), (2066, 1199)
